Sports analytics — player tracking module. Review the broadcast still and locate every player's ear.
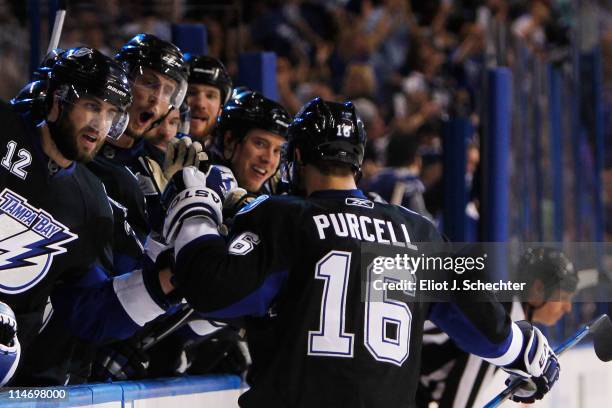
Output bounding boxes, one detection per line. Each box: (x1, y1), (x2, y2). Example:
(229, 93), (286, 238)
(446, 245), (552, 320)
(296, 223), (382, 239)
(295, 148), (303, 165)
(528, 279), (546, 306)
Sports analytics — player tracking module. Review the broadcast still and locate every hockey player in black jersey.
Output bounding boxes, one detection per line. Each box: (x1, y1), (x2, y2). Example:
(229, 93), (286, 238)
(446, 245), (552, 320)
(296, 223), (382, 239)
(144, 90), (292, 377)
(186, 55), (233, 146)
(209, 89), (291, 195)
(92, 91), (292, 381)
(418, 247), (578, 407)
(89, 33), (203, 240)
(0, 47), (174, 385)
(161, 97), (561, 407)
(146, 91), (292, 377)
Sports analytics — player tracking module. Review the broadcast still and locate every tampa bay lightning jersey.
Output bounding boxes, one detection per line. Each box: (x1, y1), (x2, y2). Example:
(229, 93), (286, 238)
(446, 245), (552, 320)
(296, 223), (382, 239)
(173, 189), (515, 408)
(88, 142), (150, 244)
(0, 102), (113, 348)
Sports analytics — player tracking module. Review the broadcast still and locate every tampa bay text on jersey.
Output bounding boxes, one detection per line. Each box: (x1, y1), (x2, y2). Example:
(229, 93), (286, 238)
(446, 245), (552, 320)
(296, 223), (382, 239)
(0, 188), (77, 294)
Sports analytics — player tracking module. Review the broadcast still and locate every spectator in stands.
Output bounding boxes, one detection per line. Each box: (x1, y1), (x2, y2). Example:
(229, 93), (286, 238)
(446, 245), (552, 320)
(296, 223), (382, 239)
(367, 131), (432, 219)
(343, 62), (377, 102)
(354, 98), (387, 185)
(512, 0), (551, 54)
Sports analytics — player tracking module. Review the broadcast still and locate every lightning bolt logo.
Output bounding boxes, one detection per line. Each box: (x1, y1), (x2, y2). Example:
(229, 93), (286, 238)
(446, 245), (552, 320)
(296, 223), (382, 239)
(0, 189), (77, 294)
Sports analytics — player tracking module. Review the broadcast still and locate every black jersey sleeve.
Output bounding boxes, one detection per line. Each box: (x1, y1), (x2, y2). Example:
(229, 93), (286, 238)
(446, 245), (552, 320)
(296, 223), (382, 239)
(173, 195), (294, 316)
(406, 211), (521, 367)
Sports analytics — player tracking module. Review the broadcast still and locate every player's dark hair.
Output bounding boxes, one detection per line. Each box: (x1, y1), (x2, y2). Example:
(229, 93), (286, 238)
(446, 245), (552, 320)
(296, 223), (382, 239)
(310, 160), (354, 177)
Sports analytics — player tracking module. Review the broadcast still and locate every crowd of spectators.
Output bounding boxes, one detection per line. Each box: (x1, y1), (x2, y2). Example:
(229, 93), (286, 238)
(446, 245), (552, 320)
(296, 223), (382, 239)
(0, 0), (609, 228)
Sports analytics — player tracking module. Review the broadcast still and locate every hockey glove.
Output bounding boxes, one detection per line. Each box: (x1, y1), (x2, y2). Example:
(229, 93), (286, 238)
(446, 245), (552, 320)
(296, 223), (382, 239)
(163, 137), (207, 180)
(161, 166), (229, 245)
(204, 164), (239, 199)
(92, 339), (150, 381)
(502, 320), (560, 403)
(0, 301), (20, 386)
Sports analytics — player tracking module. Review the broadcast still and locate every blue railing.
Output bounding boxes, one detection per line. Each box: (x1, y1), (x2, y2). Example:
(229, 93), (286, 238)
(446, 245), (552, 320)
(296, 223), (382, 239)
(0, 374), (242, 407)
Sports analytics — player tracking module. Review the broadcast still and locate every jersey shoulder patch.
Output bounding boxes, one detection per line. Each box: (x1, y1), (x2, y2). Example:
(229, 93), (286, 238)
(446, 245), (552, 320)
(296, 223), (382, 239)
(237, 194), (270, 215)
(0, 188), (77, 294)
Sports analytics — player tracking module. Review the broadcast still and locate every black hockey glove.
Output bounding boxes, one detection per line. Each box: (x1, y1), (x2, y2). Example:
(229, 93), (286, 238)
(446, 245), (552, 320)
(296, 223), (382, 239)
(92, 339), (150, 381)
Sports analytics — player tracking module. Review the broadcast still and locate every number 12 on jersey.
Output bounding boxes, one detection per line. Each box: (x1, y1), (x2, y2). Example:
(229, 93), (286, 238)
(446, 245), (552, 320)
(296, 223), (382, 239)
(307, 250), (412, 366)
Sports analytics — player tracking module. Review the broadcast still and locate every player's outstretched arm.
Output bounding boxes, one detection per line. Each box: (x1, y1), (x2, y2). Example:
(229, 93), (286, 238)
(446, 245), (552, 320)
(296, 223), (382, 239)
(161, 167), (289, 315)
(50, 256), (176, 343)
(49, 166), (240, 344)
(429, 302), (559, 403)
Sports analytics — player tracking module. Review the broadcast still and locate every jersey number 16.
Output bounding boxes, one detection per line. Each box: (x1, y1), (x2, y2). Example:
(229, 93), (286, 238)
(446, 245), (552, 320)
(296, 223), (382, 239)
(307, 250), (412, 367)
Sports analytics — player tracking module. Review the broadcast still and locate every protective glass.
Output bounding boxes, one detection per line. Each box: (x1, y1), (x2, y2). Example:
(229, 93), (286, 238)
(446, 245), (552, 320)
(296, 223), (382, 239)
(178, 103), (191, 137)
(131, 68), (187, 109)
(61, 91), (129, 140)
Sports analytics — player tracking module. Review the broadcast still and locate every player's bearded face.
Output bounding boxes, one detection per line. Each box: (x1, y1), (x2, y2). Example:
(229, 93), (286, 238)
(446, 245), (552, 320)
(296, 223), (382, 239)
(187, 83), (222, 142)
(52, 96), (117, 163)
(228, 129), (284, 193)
(126, 68), (177, 139)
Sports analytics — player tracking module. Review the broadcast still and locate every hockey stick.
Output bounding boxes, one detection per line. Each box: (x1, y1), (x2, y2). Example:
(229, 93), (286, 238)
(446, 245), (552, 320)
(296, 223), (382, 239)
(47, 0), (67, 54)
(138, 303), (195, 351)
(484, 314), (612, 408)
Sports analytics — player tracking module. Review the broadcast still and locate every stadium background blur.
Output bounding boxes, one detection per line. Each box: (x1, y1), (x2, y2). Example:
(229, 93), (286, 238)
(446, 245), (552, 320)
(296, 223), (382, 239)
(0, 0), (609, 406)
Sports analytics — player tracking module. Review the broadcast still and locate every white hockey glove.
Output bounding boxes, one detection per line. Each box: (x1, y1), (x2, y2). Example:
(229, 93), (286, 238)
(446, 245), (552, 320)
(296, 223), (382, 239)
(502, 320), (560, 403)
(161, 166), (224, 245)
(0, 301), (20, 386)
(163, 137), (207, 180)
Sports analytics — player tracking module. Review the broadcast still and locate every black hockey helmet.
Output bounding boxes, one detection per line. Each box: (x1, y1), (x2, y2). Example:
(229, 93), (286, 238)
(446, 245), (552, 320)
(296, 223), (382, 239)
(211, 90), (291, 161)
(230, 86), (252, 100)
(10, 80), (49, 118)
(33, 48), (64, 80)
(286, 97), (366, 172)
(115, 33), (188, 108)
(517, 247), (578, 297)
(47, 47), (132, 139)
(187, 55), (233, 105)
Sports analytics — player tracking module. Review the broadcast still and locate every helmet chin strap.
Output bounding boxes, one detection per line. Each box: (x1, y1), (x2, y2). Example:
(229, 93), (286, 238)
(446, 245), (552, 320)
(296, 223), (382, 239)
(145, 107), (173, 134)
(46, 91), (66, 126)
(289, 160), (307, 196)
(354, 168), (363, 184)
